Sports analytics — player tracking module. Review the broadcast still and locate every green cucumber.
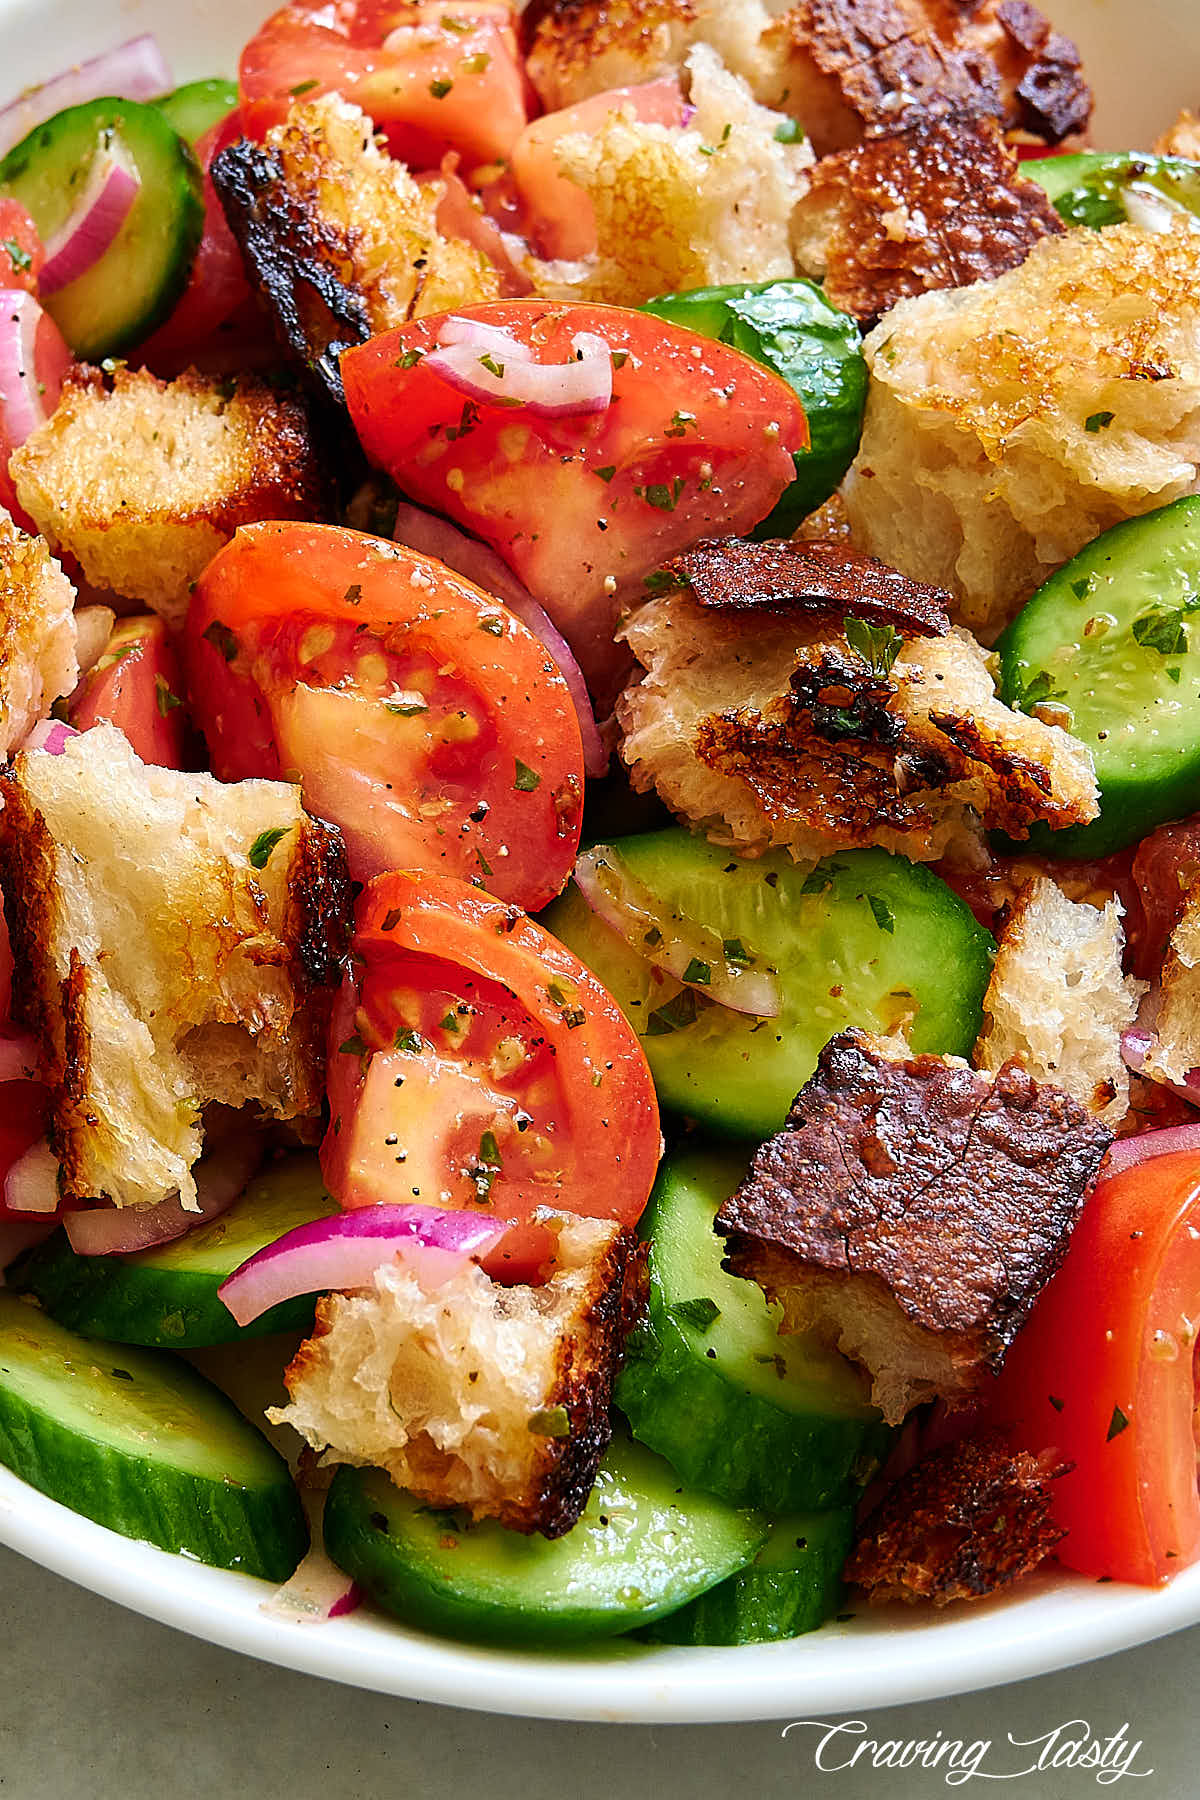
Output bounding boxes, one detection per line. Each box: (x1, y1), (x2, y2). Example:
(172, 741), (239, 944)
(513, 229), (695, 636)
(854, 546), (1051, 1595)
(14, 1153), (338, 1349)
(156, 79), (238, 147)
(543, 833), (994, 1137)
(0, 97), (203, 358)
(997, 497), (1200, 857)
(616, 1146), (886, 1510)
(1024, 150), (1200, 231)
(642, 1508), (853, 1645)
(0, 1293), (306, 1579)
(323, 1435), (766, 1645)
(643, 279), (866, 531)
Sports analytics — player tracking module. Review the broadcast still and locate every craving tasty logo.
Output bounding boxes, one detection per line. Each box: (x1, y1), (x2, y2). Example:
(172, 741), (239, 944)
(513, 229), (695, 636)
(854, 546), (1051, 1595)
(780, 1719), (1154, 1785)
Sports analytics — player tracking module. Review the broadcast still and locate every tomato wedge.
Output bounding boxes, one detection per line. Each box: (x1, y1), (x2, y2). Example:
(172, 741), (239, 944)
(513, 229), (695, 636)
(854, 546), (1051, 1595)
(239, 0), (527, 169)
(185, 522), (584, 910)
(989, 1149), (1200, 1584)
(322, 872), (661, 1279)
(0, 198), (42, 294)
(341, 300), (808, 695)
(69, 615), (190, 768)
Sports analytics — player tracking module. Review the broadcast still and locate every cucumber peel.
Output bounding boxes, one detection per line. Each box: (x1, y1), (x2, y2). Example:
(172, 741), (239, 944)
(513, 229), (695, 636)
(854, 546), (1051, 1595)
(641, 1508), (854, 1645)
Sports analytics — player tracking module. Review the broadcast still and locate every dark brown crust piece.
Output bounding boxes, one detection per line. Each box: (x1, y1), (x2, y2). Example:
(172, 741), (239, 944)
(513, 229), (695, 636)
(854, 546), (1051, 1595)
(717, 1029), (1111, 1360)
(845, 1429), (1069, 1605)
(670, 539), (951, 637)
(793, 109), (1065, 323)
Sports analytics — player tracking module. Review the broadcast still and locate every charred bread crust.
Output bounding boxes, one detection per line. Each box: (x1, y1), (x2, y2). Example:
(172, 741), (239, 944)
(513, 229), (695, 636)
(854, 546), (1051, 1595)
(521, 0), (696, 103)
(845, 1429), (1069, 1604)
(287, 813), (352, 993)
(791, 110), (1065, 324)
(716, 1031), (1111, 1412)
(992, 0), (1091, 141)
(669, 538), (952, 636)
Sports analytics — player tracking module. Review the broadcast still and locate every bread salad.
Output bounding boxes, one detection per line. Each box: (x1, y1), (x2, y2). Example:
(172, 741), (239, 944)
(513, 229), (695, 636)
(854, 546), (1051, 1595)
(1, 0), (1200, 1650)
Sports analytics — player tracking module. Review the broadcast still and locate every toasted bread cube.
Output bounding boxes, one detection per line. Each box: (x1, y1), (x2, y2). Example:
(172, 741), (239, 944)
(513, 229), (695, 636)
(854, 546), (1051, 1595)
(846, 1431), (1068, 1606)
(534, 45), (811, 306)
(617, 544), (1097, 865)
(274, 1214), (646, 1537)
(844, 221), (1200, 641)
(522, 0), (775, 112)
(0, 724), (350, 1210)
(1155, 110), (1200, 160)
(0, 512), (77, 758)
(11, 367), (326, 629)
(716, 1030), (1112, 1423)
(1141, 881), (1200, 1092)
(791, 111), (1064, 325)
(974, 876), (1145, 1124)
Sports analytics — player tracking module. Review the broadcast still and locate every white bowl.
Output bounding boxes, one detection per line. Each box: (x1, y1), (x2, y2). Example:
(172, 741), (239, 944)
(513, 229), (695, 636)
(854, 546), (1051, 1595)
(1, 0), (1198, 1725)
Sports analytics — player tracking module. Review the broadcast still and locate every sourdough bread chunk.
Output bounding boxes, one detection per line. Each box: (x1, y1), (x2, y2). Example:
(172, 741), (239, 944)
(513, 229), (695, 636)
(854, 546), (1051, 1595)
(211, 98), (500, 406)
(533, 45), (811, 306)
(0, 725), (350, 1210)
(791, 111), (1064, 325)
(844, 221), (1200, 640)
(521, 0), (775, 112)
(617, 545), (1097, 863)
(716, 1030), (1112, 1423)
(1143, 880), (1200, 1090)
(974, 876), (1144, 1123)
(11, 367), (325, 629)
(274, 1214), (646, 1537)
(846, 1430), (1068, 1606)
(0, 512), (77, 758)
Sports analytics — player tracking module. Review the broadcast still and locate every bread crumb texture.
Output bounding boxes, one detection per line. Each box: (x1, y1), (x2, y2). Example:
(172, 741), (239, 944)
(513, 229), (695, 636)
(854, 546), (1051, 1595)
(0, 510), (76, 759)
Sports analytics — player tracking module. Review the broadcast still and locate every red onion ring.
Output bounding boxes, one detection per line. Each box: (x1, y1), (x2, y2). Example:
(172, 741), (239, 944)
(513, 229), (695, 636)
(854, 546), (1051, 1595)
(3, 1139), (61, 1213)
(425, 322), (613, 417)
(1104, 1122), (1200, 1179)
(0, 36), (172, 162)
(64, 1131), (263, 1256)
(40, 144), (140, 295)
(20, 718), (78, 756)
(0, 289), (70, 450)
(435, 316), (534, 363)
(218, 1205), (508, 1327)
(262, 1489), (362, 1624)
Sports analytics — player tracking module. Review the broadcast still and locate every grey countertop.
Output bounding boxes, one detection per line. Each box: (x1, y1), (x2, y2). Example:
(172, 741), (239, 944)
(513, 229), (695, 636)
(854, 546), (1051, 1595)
(1, 1544), (1194, 1800)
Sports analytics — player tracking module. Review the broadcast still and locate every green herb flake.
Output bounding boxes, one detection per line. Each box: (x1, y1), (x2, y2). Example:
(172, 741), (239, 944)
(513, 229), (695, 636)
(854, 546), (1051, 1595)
(470, 1128), (503, 1200)
(844, 615), (902, 678)
(773, 117), (803, 143)
(1106, 1404), (1129, 1441)
(461, 51), (491, 72)
(643, 925), (663, 948)
(513, 758), (541, 792)
(722, 937), (753, 966)
(1132, 607), (1189, 658)
(479, 352), (505, 378)
(1072, 577), (1094, 600)
(440, 12), (471, 29)
(439, 1010), (461, 1033)
(1, 236), (32, 272)
(664, 409), (697, 439)
(429, 77), (453, 98)
(1048, 1394), (1065, 1412)
(867, 894), (895, 934)
(642, 567), (688, 594)
(385, 696), (429, 717)
(1169, 666), (1183, 684)
(288, 78), (320, 96)
(594, 464), (617, 482)
(396, 348), (424, 369)
(248, 825), (292, 870)
(610, 350), (629, 370)
(1085, 410), (1115, 433)
(682, 957), (712, 986)
(668, 1297), (720, 1333)
(338, 1033), (368, 1058)
(343, 583), (362, 605)
(479, 615), (506, 637)
(637, 477), (686, 512)
(645, 988), (710, 1036)
(394, 1028), (423, 1053)
(528, 1405), (570, 1438)
(381, 908), (403, 932)
(201, 619), (238, 663)
(154, 675), (183, 718)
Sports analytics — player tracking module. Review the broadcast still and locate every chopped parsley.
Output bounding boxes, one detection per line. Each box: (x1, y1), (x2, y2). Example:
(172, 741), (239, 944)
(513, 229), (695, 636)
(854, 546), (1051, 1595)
(343, 583), (362, 605)
(682, 957), (712, 986)
(1106, 1404), (1129, 1441)
(867, 894), (895, 934)
(723, 937), (753, 966)
(773, 118), (803, 143)
(201, 619), (238, 663)
(288, 78), (319, 96)
(381, 908), (403, 932)
(429, 77), (453, 98)
(396, 348), (424, 369)
(642, 568), (689, 594)
(461, 51), (491, 72)
(636, 477), (686, 512)
(337, 1033), (367, 1057)
(528, 1405), (570, 1438)
(154, 675), (182, 718)
(470, 1128), (503, 1200)
(479, 615), (506, 636)
(479, 352), (505, 378)
(513, 758), (541, 792)
(668, 1297), (720, 1333)
(594, 464), (617, 483)
(385, 696), (428, 717)
(439, 1010), (461, 1033)
(394, 1028), (424, 1053)
(248, 825), (292, 870)
(645, 988), (711, 1035)
(844, 615), (902, 679)
(2, 236), (32, 271)
(1132, 606), (1191, 657)
(1085, 411), (1115, 433)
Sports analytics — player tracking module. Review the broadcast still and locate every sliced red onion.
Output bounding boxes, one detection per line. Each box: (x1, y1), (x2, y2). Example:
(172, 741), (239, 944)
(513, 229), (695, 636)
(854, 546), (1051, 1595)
(0, 289), (60, 446)
(1121, 1014), (1200, 1108)
(262, 1489), (361, 1624)
(1121, 1025), (1153, 1073)
(0, 38), (172, 161)
(0, 1034), (38, 1084)
(20, 718), (78, 756)
(389, 499), (607, 775)
(425, 326), (613, 418)
(1104, 1122), (1200, 1179)
(40, 143), (140, 295)
(3, 1139), (61, 1213)
(435, 316), (534, 363)
(218, 1205), (508, 1328)
(64, 1131), (263, 1256)
(575, 846), (782, 1016)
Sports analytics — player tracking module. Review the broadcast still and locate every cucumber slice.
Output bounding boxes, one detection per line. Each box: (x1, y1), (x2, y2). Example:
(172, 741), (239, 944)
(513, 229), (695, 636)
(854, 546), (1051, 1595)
(157, 79), (238, 147)
(641, 1508), (853, 1645)
(616, 1147), (887, 1510)
(1024, 150), (1200, 231)
(323, 1435), (766, 1645)
(0, 1293), (306, 1579)
(997, 497), (1200, 858)
(0, 98), (203, 358)
(542, 833), (994, 1137)
(643, 280), (866, 530)
(14, 1153), (338, 1349)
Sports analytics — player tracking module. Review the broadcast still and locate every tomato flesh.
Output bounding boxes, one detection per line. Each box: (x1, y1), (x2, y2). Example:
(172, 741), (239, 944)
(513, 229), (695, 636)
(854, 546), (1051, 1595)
(322, 872), (661, 1276)
(70, 615), (190, 769)
(0, 199), (43, 294)
(185, 522), (584, 911)
(990, 1150), (1200, 1584)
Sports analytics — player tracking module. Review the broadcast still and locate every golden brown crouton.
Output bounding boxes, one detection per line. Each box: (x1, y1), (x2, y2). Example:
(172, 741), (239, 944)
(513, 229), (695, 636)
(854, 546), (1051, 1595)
(0, 724), (350, 1211)
(791, 111), (1064, 324)
(11, 367), (325, 630)
(844, 221), (1200, 641)
(617, 543), (1097, 865)
(211, 97), (500, 405)
(521, 0), (775, 111)
(974, 876), (1145, 1124)
(846, 1431), (1068, 1605)
(1156, 110), (1200, 160)
(274, 1214), (646, 1537)
(716, 1030), (1112, 1423)
(0, 512), (77, 758)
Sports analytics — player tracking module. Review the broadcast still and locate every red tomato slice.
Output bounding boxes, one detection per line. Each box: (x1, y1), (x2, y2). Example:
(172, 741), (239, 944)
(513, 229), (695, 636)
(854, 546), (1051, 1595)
(239, 0), (527, 170)
(185, 521), (584, 910)
(322, 871), (660, 1276)
(989, 1149), (1200, 1584)
(69, 615), (190, 769)
(0, 198), (43, 294)
(342, 300), (808, 694)
(509, 80), (686, 261)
